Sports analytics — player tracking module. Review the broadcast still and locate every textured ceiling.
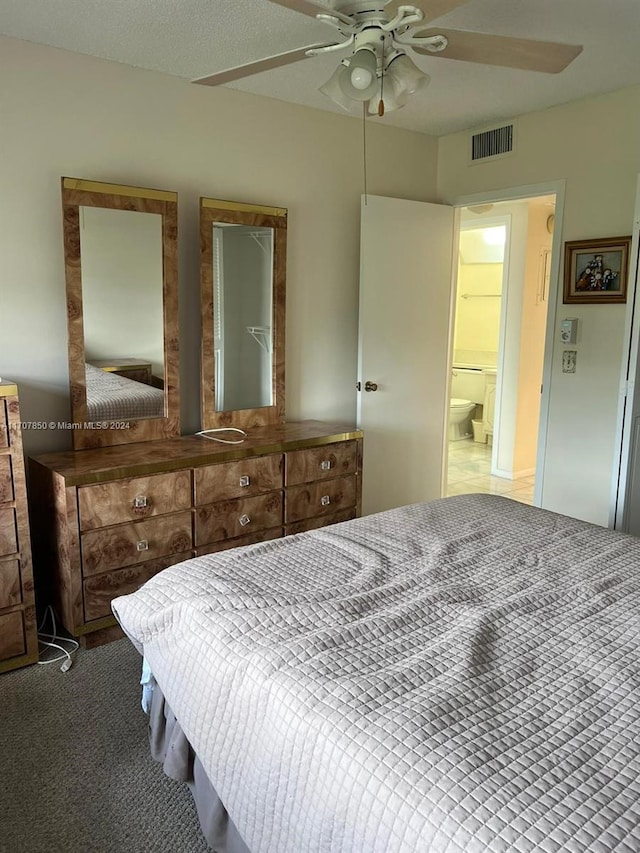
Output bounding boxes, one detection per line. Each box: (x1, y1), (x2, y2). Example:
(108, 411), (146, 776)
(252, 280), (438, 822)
(2, 0), (640, 135)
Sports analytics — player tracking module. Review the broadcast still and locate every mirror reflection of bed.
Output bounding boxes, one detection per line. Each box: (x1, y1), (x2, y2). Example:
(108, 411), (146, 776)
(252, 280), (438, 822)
(80, 205), (165, 421)
(84, 362), (164, 422)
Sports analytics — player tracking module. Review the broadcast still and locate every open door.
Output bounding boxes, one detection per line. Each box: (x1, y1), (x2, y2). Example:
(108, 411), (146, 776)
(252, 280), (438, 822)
(357, 195), (456, 515)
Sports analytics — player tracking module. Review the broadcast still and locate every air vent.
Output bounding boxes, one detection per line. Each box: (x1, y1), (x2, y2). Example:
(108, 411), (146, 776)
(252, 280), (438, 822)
(470, 123), (514, 162)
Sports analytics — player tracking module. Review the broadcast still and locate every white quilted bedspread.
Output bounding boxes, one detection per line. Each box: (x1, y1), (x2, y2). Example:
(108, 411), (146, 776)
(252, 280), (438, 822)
(113, 494), (640, 852)
(85, 362), (164, 421)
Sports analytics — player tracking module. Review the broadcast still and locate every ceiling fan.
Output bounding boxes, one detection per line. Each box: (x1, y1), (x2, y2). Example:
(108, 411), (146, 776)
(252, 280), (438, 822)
(192, 0), (583, 116)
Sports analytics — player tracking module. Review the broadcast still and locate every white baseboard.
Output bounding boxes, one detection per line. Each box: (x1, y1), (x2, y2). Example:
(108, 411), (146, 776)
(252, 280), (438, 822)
(493, 466), (536, 480)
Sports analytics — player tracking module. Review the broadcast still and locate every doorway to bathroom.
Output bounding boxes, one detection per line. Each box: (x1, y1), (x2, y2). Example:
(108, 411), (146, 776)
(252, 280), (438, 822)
(447, 195), (556, 505)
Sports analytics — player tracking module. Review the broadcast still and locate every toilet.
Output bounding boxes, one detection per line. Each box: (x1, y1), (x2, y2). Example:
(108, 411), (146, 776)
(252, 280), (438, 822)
(449, 398), (476, 441)
(449, 367), (488, 441)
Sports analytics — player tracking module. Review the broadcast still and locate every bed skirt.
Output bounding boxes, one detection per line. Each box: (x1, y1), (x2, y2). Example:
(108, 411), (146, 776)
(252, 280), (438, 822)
(148, 683), (252, 853)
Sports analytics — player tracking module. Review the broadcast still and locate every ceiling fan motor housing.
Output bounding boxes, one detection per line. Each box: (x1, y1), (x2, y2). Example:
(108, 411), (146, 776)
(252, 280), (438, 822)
(338, 1), (393, 16)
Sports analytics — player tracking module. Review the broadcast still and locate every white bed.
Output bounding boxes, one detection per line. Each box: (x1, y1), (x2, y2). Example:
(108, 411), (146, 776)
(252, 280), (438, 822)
(113, 494), (640, 852)
(84, 362), (164, 421)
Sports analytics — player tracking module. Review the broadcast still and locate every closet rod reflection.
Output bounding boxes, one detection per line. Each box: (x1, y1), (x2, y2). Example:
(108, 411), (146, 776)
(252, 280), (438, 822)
(460, 293), (502, 299)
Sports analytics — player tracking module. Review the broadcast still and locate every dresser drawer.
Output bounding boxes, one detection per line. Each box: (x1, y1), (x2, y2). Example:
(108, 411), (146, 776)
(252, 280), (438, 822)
(83, 552), (191, 621)
(0, 508), (17, 557)
(285, 441), (357, 486)
(285, 476), (357, 524)
(285, 508), (356, 536)
(195, 454), (283, 505)
(81, 511), (192, 577)
(0, 402), (8, 449)
(0, 559), (22, 608)
(0, 610), (25, 660)
(195, 492), (283, 546)
(195, 528), (282, 557)
(0, 456), (13, 503)
(78, 471), (192, 531)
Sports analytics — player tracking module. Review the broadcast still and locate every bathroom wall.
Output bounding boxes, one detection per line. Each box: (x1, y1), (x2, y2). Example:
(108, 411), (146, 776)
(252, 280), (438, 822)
(453, 263), (502, 367)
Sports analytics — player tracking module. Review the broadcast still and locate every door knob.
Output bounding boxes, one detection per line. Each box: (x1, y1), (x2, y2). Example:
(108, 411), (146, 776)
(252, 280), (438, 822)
(364, 381), (378, 392)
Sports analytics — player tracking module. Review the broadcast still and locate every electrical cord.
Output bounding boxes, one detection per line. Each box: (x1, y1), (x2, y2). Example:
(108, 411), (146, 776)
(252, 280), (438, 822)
(37, 604), (79, 672)
(195, 427), (248, 444)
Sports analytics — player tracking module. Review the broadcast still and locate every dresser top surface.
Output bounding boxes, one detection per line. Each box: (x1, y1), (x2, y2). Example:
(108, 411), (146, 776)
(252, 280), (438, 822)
(0, 381), (18, 398)
(31, 420), (363, 486)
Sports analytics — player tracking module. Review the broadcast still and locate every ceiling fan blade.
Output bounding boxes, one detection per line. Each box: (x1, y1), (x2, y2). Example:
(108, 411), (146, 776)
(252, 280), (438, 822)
(412, 28), (583, 73)
(192, 44), (325, 86)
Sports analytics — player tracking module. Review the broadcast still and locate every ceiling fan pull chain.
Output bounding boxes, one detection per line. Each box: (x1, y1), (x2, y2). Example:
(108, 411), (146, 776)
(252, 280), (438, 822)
(362, 102), (368, 204)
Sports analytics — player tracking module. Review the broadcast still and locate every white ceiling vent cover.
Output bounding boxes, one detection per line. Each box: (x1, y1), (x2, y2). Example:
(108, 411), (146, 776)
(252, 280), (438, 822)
(470, 123), (515, 163)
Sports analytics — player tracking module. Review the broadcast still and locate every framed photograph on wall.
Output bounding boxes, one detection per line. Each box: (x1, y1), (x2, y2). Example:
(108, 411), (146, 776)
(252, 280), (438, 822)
(563, 236), (631, 304)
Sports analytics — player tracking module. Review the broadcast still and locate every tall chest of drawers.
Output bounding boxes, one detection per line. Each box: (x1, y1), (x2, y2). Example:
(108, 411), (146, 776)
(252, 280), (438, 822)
(30, 421), (363, 647)
(0, 382), (38, 672)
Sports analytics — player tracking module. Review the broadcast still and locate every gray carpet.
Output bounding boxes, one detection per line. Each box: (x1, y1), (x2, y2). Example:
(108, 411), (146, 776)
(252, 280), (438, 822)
(1, 638), (211, 853)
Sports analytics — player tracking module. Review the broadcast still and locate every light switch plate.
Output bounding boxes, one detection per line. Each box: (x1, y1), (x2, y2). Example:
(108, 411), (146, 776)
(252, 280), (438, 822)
(560, 319), (578, 344)
(562, 350), (577, 373)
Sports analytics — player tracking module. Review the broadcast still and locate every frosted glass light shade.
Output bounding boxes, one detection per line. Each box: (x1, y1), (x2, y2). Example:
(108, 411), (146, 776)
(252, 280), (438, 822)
(339, 49), (378, 101)
(319, 66), (355, 111)
(367, 81), (408, 115)
(386, 54), (430, 95)
(320, 50), (428, 114)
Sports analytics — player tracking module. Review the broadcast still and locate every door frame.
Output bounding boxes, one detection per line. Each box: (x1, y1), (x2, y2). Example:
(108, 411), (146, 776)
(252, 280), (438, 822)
(610, 174), (640, 528)
(444, 180), (567, 506)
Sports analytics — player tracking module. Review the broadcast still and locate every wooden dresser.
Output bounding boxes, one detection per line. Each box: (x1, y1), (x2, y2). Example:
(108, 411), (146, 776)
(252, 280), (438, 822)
(88, 358), (154, 385)
(0, 381), (38, 672)
(30, 421), (363, 646)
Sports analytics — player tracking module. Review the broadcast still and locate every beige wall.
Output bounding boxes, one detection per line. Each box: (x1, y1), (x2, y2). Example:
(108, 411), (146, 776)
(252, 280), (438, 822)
(438, 86), (640, 525)
(0, 35), (438, 455)
(4, 35), (640, 526)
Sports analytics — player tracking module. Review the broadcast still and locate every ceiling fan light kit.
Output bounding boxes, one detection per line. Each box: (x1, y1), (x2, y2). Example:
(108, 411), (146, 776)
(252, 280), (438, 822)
(387, 53), (430, 95)
(310, 4), (441, 115)
(192, 0), (583, 119)
(338, 46), (378, 101)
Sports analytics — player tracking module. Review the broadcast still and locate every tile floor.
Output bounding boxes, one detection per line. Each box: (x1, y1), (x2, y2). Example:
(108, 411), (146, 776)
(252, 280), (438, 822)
(446, 438), (535, 506)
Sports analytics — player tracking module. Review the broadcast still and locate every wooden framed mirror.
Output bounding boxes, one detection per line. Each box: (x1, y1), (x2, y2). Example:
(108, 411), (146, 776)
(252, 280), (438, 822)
(61, 177), (180, 450)
(200, 198), (286, 430)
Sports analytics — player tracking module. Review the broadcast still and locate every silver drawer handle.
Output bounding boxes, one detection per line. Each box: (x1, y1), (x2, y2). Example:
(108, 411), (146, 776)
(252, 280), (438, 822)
(320, 460), (332, 471)
(133, 495), (148, 508)
(239, 475), (250, 487)
(136, 539), (149, 552)
(320, 495), (331, 507)
(239, 514), (251, 527)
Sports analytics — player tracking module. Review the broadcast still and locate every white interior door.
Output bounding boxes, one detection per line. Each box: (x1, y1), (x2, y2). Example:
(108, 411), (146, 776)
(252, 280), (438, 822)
(357, 195), (455, 515)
